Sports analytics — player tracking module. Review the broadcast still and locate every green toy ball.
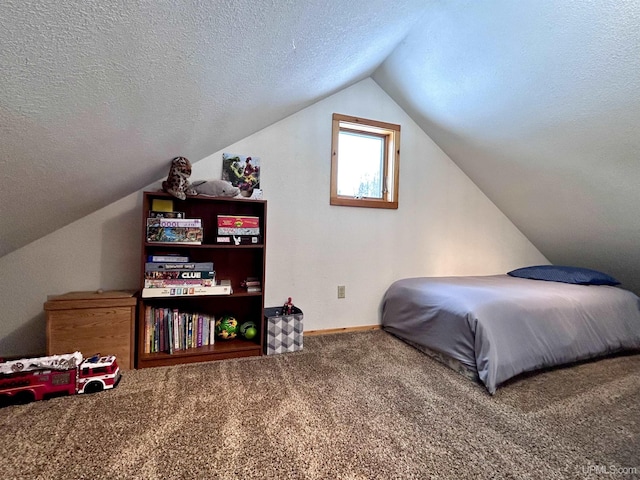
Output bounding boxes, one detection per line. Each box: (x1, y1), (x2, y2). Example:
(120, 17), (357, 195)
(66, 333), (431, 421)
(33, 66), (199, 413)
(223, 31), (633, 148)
(215, 315), (238, 340)
(239, 321), (258, 340)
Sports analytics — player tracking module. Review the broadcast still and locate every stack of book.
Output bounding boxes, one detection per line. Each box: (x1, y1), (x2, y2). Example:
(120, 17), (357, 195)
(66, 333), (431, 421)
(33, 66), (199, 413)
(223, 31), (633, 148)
(146, 217), (203, 244)
(141, 256), (231, 298)
(241, 277), (262, 293)
(143, 306), (216, 354)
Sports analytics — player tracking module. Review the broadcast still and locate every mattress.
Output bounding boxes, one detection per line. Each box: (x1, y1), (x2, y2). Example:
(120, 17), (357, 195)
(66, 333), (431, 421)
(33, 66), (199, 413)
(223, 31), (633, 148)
(381, 275), (640, 394)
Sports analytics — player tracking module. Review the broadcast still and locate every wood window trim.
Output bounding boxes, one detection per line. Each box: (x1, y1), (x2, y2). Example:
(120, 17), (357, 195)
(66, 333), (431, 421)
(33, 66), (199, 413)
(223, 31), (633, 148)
(330, 113), (400, 209)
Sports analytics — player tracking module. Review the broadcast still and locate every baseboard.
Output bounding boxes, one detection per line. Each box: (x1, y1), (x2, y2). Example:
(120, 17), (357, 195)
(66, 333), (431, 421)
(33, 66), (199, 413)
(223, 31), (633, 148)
(304, 325), (380, 336)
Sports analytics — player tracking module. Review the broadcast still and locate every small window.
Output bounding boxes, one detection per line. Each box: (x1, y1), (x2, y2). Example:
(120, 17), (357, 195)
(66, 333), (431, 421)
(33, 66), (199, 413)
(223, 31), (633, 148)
(51, 372), (72, 385)
(330, 113), (400, 209)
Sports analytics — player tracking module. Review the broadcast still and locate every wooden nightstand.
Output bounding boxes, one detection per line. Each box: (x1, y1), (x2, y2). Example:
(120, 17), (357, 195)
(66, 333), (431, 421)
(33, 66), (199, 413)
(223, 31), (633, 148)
(44, 290), (137, 370)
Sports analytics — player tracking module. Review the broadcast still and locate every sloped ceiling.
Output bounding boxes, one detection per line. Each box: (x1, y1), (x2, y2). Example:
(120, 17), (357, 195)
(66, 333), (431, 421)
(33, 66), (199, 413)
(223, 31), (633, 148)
(1, 1), (639, 293)
(0, 0), (430, 256)
(374, 0), (640, 294)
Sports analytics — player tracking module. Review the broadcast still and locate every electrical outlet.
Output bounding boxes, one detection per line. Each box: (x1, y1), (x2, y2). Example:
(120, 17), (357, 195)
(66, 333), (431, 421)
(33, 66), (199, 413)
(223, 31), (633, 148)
(338, 285), (346, 299)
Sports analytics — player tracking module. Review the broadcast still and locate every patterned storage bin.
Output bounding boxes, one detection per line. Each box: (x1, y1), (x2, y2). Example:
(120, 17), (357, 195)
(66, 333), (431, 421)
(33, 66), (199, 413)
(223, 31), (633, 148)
(265, 306), (303, 355)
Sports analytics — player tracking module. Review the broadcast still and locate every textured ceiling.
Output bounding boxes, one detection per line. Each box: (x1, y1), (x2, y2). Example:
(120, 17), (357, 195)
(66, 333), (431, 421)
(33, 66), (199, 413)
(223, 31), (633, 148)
(1, 1), (639, 294)
(374, 0), (640, 294)
(0, 0), (429, 257)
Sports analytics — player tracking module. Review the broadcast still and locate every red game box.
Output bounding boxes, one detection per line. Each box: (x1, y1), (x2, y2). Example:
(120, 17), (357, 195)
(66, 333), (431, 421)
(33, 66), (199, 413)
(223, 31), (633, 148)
(217, 215), (260, 235)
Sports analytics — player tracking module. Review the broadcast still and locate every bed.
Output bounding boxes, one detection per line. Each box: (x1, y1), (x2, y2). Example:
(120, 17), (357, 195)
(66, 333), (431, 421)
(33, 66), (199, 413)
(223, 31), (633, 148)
(381, 270), (640, 394)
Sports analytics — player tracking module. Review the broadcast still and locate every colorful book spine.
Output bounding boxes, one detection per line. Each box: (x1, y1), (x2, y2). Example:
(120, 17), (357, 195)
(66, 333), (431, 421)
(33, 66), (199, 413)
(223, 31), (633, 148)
(159, 309), (165, 353)
(197, 315), (203, 347)
(147, 255), (190, 263)
(144, 278), (214, 288)
(202, 316), (209, 346)
(144, 306), (152, 353)
(173, 308), (180, 352)
(166, 309), (174, 354)
(144, 307), (219, 352)
(145, 262), (214, 271)
(178, 313), (187, 350)
(144, 270), (216, 280)
(141, 284), (231, 298)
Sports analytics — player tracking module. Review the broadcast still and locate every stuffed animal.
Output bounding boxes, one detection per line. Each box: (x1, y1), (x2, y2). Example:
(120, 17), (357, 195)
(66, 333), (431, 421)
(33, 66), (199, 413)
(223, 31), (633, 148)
(162, 157), (196, 200)
(191, 179), (240, 197)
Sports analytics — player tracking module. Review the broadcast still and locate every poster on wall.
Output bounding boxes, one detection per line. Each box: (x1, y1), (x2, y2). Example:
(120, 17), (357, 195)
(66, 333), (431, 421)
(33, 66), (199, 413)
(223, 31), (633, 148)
(221, 153), (261, 198)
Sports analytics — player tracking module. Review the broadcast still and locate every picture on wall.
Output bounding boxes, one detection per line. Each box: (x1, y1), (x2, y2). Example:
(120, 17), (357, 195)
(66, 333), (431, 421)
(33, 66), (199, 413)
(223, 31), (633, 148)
(221, 153), (261, 197)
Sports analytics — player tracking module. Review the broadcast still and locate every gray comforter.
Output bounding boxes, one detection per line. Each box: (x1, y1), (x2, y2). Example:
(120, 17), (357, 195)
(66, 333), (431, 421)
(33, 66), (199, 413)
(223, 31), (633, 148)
(381, 275), (640, 394)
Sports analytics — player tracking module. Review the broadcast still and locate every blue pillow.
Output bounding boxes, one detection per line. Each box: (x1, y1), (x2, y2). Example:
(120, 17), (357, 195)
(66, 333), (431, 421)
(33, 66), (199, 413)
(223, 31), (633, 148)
(507, 265), (620, 286)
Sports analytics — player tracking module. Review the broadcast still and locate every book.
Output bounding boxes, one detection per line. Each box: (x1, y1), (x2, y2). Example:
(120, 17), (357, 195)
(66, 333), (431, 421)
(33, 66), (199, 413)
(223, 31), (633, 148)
(203, 315), (210, 346)
(148, 211), (185, 219)
(141, 284), (232, 298)
(177, 312), (184, 350)
(144, 270), (216, 280)
(146, 226), (203, 244)
(145, 262), (214, 271)
(187, 315), (193, 349)
(144, 278), (214, 288)
(217, 215), (260, 236)
(146, 218), (202, 228)
(157, 308), (164, 352)
(166, 309), (174, 354)
(144, 306), (218, 351)
(173, 308), (180, 352)
(197, 315), (203, 347)
(209, 317), (216, 345)
(147, 255), (190, 263)
(144, 306), (152, 353)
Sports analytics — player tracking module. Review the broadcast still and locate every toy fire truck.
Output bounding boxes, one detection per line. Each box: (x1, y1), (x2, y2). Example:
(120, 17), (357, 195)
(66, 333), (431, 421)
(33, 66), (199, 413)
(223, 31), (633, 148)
(0, 352), (121, 407)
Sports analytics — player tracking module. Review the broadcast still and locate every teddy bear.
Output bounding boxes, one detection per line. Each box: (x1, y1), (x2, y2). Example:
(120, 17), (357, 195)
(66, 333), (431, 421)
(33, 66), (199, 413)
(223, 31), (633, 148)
(162, 156), (197, 200)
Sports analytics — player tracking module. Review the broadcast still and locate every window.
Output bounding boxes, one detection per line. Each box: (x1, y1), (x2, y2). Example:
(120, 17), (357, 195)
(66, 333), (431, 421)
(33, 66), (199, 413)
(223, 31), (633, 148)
(51, 372), (72, 385)
(330, 113), (400, 209)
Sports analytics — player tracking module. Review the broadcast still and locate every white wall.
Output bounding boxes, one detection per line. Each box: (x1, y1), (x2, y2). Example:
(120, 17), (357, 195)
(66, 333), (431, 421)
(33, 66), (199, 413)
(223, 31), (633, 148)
(0, 78), (547, 357)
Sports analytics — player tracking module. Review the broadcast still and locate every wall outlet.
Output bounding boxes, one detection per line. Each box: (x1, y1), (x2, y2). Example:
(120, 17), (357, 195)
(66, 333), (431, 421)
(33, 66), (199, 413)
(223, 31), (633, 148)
(337, 285), (346, 299)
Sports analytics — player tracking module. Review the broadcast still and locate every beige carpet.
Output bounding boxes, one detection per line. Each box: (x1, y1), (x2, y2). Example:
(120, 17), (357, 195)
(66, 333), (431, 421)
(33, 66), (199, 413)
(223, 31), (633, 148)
(1, 330), (639, 479)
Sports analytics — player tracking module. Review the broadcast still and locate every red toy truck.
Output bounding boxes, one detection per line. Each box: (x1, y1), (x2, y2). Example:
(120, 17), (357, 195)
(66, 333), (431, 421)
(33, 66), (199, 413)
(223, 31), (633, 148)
(0, 352), (121, 407)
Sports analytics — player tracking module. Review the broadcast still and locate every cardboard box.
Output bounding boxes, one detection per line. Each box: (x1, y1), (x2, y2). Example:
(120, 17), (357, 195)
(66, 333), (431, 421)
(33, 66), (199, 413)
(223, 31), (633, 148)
(217, 215), (260, 235)
(265, 306), (303, 355)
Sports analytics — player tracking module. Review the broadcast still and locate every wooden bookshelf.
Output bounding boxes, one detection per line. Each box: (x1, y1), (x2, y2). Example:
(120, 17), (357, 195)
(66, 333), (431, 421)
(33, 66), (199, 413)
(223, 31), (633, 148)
(136, 192), (266, 369)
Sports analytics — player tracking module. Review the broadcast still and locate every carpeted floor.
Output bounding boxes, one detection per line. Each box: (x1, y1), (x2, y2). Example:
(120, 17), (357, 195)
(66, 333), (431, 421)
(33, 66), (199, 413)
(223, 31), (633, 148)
(1, 330), (639, 479)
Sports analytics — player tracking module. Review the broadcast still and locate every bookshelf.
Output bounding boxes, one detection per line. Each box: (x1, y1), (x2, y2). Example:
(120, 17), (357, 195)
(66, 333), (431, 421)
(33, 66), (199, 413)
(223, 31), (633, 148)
(136, 191), (266, 368)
